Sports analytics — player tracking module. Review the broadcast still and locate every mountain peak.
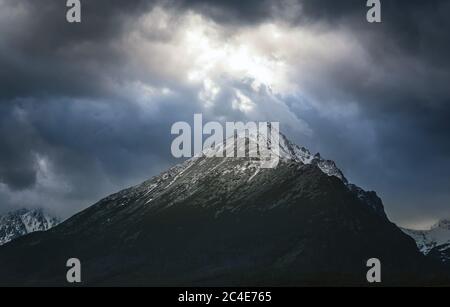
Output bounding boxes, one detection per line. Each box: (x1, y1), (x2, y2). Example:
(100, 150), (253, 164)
(402, 218), (450, 256)
(0, 208), (60, 246)
(0, 142), (434, 285)
(1, 132), (436, 285)
(175, 129), (386, 218)
(201, 128), (347, 183)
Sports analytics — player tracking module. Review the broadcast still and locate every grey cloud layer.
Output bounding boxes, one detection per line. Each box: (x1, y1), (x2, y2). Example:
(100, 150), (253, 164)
(0, 0), (449, 227)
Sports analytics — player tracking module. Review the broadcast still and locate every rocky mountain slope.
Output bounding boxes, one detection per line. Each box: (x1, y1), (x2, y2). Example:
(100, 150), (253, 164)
(0, 208), (59, 246)
(0, 132), (446, 286)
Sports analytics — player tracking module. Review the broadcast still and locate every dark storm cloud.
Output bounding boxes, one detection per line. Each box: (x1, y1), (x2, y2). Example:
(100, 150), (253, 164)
(0, 0), (204, 215)
(299, 0), (450, 52)
(0, 0), (257, 100)
(301, 0), (450, 106)
(0, 0), (157, 100)
(3, 0), (448, 103)
(0, 104), (39, 189)
(0, 94), (201, 216)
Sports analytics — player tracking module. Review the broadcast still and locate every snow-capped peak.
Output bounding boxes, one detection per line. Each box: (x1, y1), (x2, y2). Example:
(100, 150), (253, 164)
(201, 127), (347, 182)
(0, 208), (60, 246)
(137, 129), (385, 219)
(402, 218), (450, 255)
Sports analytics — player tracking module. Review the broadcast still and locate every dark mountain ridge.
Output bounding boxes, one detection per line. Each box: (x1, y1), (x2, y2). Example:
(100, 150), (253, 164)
(0, 133), (447, 286)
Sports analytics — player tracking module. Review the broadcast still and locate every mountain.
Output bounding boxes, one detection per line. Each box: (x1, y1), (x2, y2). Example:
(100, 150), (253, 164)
(209, 129), (387, 218)
(402, 220), (450, 264)
(0, 208), (60, 246)
(0, 132), (446, 286)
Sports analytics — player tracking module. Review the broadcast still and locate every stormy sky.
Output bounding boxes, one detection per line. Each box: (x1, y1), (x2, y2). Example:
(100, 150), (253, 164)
(0, 0), (449, 229)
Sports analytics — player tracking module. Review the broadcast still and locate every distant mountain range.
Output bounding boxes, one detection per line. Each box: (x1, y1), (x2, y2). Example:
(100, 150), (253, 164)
(0, 131), (448, 286)
(0, 208), (59, 246)
(402, 220), (450, 264)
